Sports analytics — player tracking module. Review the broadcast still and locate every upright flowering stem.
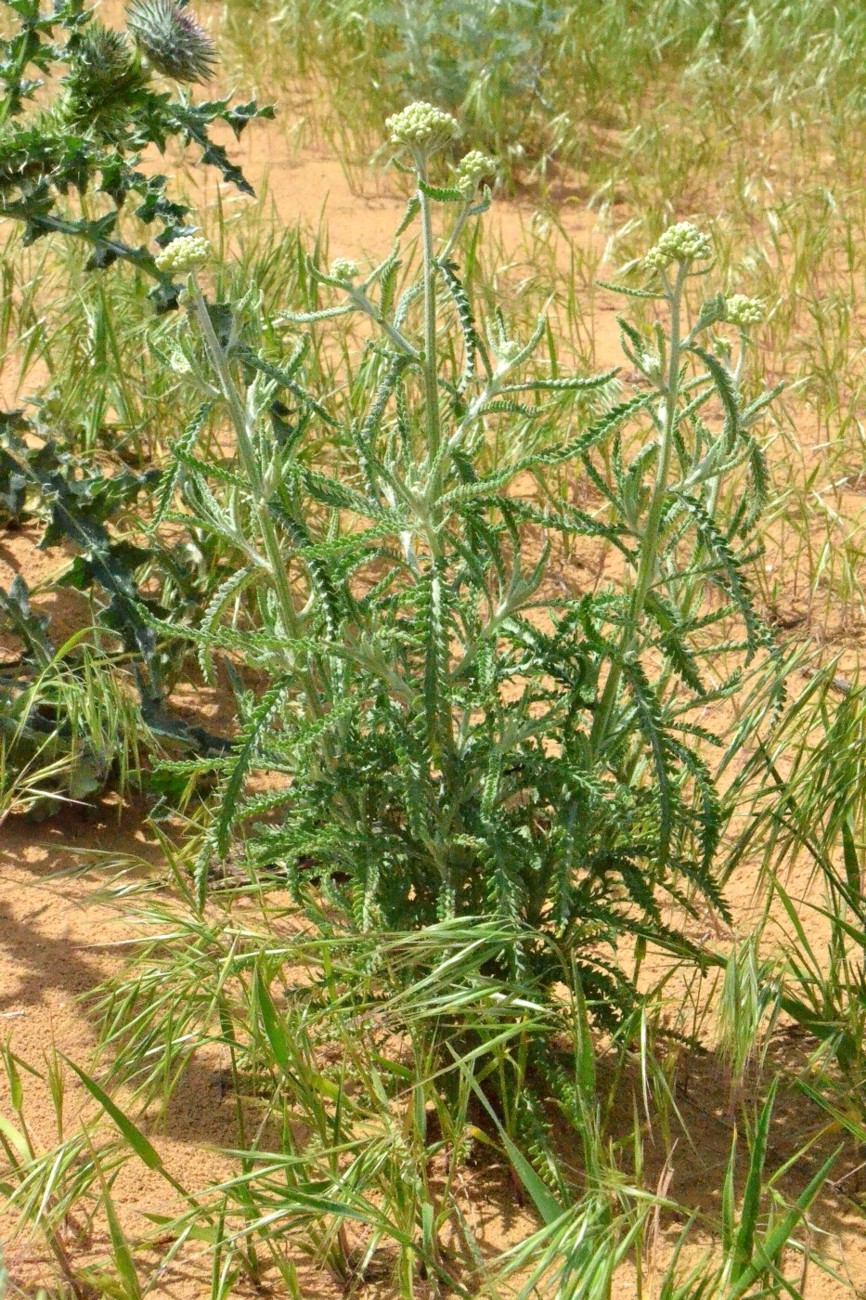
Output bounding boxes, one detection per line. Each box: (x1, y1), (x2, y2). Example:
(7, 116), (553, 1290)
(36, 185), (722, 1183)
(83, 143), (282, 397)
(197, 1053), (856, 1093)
(196, 288), (327, 716)
(628, 264), (684, 631)
(385, 107), (459, 458)
(418, 175), (442, 468)
(385, 102), (460, 558)
(590, 227), (711, 756)
(157, 237), (321, 714)
(591, 244), (765, 767)
(188, 287), (302, 641)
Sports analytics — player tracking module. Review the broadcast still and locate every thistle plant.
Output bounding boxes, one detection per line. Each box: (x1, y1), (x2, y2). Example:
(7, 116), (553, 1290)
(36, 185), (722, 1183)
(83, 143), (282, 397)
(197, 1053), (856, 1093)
(126, 0), (217, 82)
(150, 112), (777, 1013)
(0, 0), (273, 810)
(0, 0), (271, 300)
(59, 22), (149, 135)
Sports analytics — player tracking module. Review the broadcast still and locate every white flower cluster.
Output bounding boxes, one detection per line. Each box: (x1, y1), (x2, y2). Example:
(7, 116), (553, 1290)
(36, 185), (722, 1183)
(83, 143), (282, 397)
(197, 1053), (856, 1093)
(329, 257), (359, 282)
(155, 234), (211, 277)
(724, 293), (764, 328)
(645, 222), (712, 271)
(454, 150), (496, 196)
(386, 101), (460, 155)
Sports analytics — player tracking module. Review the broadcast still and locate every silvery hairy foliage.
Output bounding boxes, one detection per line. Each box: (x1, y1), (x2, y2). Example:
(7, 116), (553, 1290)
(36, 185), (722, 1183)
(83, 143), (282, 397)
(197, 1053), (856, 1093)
(151, 105), (778, 1016)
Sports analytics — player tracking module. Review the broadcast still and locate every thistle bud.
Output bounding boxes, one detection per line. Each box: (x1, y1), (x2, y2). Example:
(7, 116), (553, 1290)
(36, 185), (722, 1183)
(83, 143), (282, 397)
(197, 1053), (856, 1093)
(63, 23), (146, 127)
(155, 234), (211, 277)
(386, 101), (459, 158)
(645, 222), (712, 271)
(126, 0), (216, 83)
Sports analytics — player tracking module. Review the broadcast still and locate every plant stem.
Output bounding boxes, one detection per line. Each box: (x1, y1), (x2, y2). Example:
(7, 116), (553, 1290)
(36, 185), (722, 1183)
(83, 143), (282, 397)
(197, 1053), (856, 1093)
(418, 178), (442, 466)
(590, 263), (685, 755)
(189, 285), (322, 715)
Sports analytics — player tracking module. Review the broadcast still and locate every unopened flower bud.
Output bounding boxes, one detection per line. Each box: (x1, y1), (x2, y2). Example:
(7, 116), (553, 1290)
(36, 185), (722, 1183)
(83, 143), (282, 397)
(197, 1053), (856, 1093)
(724, 294), (764, 328)
(645, 222), (712, 271)
(454, 150), (496, 196)
(495, 339), (521, 373)
(329, 257), (359, 283)
(126, 0), (216, 82)
(155, 234), (211, 277)
(386, 101), (459, 157)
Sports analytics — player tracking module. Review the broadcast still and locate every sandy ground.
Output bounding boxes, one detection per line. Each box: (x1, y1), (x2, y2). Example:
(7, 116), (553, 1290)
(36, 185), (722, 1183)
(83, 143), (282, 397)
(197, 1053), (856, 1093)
(2, 95), (866, 1298)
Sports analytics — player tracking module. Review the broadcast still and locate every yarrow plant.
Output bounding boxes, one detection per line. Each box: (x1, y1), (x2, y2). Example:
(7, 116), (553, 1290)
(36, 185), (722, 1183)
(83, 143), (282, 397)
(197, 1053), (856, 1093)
(328, 255), (360, 282)
(724, 293), (765, 328)
(644, 220), (713, 271)
(0, 84), (807, 1294)
(150, 109), (780, 1016)
(386, 99), (461, 157)
(154, 232), (212, 278)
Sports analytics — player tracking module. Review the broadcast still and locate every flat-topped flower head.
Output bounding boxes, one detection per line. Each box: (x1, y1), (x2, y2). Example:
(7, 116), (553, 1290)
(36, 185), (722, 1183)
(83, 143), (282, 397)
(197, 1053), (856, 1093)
(155, 234), (211, 277)
(330, 257), (359, 283)
(386, 101), (459, 158)
(645, 222), (712, 271)
(454, 150), (497, 196)
(126, 0), (216, 83)
(724, 294), (764, 328)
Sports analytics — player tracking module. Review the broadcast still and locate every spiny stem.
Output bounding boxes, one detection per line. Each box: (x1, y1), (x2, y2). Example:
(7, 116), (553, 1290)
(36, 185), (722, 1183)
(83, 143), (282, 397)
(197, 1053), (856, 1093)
(189, 285), (322, 715)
